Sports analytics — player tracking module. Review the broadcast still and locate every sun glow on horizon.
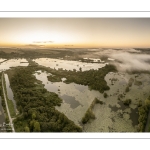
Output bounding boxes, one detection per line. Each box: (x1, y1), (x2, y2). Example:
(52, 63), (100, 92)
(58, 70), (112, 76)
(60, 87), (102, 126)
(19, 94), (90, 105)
(1, 18), (150, 48)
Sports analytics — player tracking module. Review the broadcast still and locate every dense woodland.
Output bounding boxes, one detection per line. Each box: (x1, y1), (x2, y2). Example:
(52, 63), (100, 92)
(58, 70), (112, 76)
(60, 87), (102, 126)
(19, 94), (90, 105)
(2, 61), (116, 132)
(0, 49), (85, 60)
(6, 66), (82, 132)
(137, 96), (150, 132)
(5, 62), (116, 132)
(47, 64), (117, 93)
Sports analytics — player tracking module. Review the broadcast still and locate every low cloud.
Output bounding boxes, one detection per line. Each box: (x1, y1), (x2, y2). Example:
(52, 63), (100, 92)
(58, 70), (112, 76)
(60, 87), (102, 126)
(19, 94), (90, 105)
(25, 44), (45, 48)
(91, 48), (150, 72)
(33, 41), (54, 44)
(110, 51), (150, 71)
(94, 48), (141, 56)
(64, 45), (74, 47)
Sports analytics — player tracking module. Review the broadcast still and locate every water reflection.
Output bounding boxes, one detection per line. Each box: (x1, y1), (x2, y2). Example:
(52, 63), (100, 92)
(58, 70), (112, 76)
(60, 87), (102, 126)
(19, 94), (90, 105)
(34, 71), (84, 109)
(74, 84), (88, 92)
(33, 58), (108, 71)
(60, 94), (82, 109)
(4, 74), (16, 111)
(0, 59), (29, 71)
(33, 68), (150, 132)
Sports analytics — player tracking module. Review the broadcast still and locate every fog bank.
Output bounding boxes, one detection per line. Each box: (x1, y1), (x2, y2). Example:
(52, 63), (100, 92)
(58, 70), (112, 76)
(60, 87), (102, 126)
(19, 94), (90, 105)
(109, 51), (150, 71)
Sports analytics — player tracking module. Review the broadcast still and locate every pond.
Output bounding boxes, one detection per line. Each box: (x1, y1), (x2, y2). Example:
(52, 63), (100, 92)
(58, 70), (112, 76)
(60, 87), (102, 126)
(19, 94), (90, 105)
(4, 74), (17, 112)
(34, 70), (150, 132)
(60, 94), (82, 109)
(83, 72), (150, 132)
(34, 70), (102, 126)
(33, 58), (108, 71)
(0, 58), (29, 71)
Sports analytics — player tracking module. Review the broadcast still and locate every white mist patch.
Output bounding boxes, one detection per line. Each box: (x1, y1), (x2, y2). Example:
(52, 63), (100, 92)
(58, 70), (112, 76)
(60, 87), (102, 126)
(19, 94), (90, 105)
(125, 49), (141, 53)
(108, 58), (115, 61)
(110, 52), (150, 71)
(0, 58), (7, 63)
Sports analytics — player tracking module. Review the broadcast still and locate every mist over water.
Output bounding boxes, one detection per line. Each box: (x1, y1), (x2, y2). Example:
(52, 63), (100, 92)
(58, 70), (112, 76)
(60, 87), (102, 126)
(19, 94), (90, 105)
(111, 52), (150, 71)
(96, 48), (150, 72)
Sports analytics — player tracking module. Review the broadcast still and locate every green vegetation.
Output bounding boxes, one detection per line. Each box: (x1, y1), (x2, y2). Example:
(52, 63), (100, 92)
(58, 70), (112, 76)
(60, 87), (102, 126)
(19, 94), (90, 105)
(24, 126), (30, 132)
(134, 80), (142, 86)
(103, 92), (108, 98)
(47, 75), (62, 82)
(123, 99), (131, 106)
(125, 78), (134, 93)
(137, 96), (150, 132)
(0, 74), (6, 113)
(110, 78), (117, 85)
(82, 98), (103, 124)
(138, 100), (142, 107)
(118, 94), (124, 100)
(7, 100), (16, 117)
(0, 49), (85, 60)
(125, 86), (129, 92)
(47, 64), (117, 93)
(128, 78), (134, 87)
(82, 108), (95, 124)
(7, 66), (82, 132)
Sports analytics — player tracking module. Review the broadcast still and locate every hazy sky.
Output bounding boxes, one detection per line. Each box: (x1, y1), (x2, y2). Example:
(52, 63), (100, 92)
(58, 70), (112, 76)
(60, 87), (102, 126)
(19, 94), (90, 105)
(0, 18), (150, 48)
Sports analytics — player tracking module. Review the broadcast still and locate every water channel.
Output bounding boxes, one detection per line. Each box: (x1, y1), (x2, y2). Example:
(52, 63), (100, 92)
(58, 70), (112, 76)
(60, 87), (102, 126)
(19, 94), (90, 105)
(4, 74), (17, 112)
(0, 58), (29, 127)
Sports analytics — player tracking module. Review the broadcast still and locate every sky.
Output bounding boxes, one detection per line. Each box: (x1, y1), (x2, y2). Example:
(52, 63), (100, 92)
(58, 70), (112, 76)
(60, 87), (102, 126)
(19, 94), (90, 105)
(0, 18), (150, 48)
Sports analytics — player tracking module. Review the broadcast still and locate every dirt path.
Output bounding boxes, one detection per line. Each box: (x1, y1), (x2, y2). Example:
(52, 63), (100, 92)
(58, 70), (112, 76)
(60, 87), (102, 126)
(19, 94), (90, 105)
(2, 72), (15, 132)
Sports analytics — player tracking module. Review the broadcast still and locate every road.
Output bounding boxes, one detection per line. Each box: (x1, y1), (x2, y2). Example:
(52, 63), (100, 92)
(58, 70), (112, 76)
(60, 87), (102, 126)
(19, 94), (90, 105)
(1, 72), (15, 132)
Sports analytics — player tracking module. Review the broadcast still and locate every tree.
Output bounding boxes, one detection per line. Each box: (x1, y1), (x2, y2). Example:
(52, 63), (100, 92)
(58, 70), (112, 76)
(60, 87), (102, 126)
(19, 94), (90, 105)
(79, 67), (82, 72)
(32, 112), (36, 120)
(123, 99), (131, 106)
(103, 92), (108, 98)
(148, 125), (150, 132)
(138, 100), (142, 107)
(145, 99), (150, 108)
(125, 86), (129, 92)
(33, 121), (41, 132)
(24, 126), (30, 132)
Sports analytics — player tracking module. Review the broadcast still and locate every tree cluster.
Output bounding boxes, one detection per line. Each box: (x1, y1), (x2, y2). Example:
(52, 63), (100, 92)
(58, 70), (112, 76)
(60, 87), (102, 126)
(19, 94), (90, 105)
(123, 99), (131, 106)
(7, 67), (82, 132)
(81, 98), (103, 124)
(47, 64), (117, 93)
(137, 96), (150, 132)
